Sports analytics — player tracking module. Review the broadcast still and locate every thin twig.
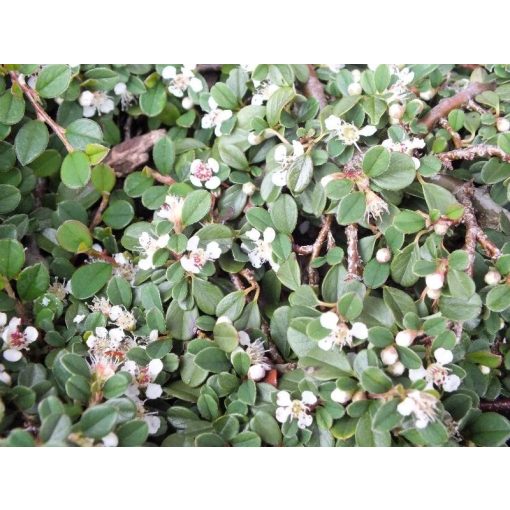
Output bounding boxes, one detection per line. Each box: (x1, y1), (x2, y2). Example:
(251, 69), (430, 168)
(457, 183), (478, 277)
(240, 268), (260, 301)
(419, 81), (495, 131)
(308, 215), (332, 285)
(439, 118), (462, 149)
(345, 224), (362, 280)
(89, 192), (110, 229)
(480, 399), (510, 413)
(10, 71), (74, 152)
(145, 167), (176, 186)
(230, 274), (245, 291)
(437, 144), (510, 170)
(303, 65), (327, 109)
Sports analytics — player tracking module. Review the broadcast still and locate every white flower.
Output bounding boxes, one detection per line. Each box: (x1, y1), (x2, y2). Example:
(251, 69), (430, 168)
(114, 82), (134, 110)
(425, 272), (444, 290)
(275, 390), (317, 429)
(318, 311), (368, 351)
(325, 115), (376, 147)
(162, 65), (203, 98)
(109, 306), (136, 331)
(0, 363), (12, 385)
(122, 358), (163, 400)
(73, 314), (86, 324)
(241, 227), (279, 271)
(251, 79), (279, 106)
(79, 90), (114, 117)
(138, 232), (170, 270)
(381, 136), (425, 155)
(397, 390), (438, 429)
(271, 141), (304, 187)
(331, 388), (352, 404)
(1, 317), (38, 362)
(112, 253), (136, 283)
(238, 332), (271, 382)
(156, 195), (185, 231)
(189, 158), (221, 189)
(434, 348), (453, 365)
(388, 103), (405, 121)
(387, 66), (414, 103)
(409, 348), (461, 393)
(201, 97), (233, 137)
(376, 248), (391, 263)
(180, 236), (221, 274)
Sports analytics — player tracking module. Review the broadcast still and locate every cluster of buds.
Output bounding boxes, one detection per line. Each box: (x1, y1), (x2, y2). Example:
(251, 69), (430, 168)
(395, 329), (421, 348)
(425, 271), (445, 300)
(331, 388), (366, 405)
(380, 345), (405, 376)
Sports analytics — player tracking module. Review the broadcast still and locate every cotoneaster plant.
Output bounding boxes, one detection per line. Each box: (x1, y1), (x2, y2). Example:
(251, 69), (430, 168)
(1, 64), (510, 447)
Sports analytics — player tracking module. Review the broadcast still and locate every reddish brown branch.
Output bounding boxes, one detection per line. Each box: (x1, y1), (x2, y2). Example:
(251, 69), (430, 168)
(419, 81), (495, 131)
(145, 167), (176, 186)
(457, 184), (478, 277)
(197, 64), (223, 73)
(89, 192), (110, 229)
(10, 71), (74, 152)
(480, 399), (510, 413)
(304, 65), (327, 109)
(105, 129), (166, 177)
(345, 224), (362, 280)
(308, 215), (332, 285)
(229, 274), (245, 291)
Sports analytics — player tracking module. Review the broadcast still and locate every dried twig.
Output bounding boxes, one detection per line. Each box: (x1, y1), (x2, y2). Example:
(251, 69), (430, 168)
(437, 144), (510, 170)
(145, 167), (176, 186)
(419, 81), (495, 131)
(480, 399), (510, 413)
(428, 174), (510, 230)
(10, 71), (74, 152)
(345, 224), (362, 280)
(439, 118), (462, 149)
(304, 65), (327, 109)
(308, 215), (332, 285)
(240, 268), (260, 301)
(197, 64), (223, 73)
(229, 274), (245, 291)
(457, 184), (479, 276)
(105, 129), (166, 176)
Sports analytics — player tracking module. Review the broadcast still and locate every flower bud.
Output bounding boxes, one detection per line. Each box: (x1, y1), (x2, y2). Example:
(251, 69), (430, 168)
(381, 345), (399, 365)
(395, 329), (416, 347)
(496, 117), (510, 133)
(387, 361), (405, 376)
(425, 272), (444, 290)
(248, 364), (266, 381)
(376, 247), (392, 264)
(352, 390), (367, 402)
(248, 132), (263, 145)
(79, 90), (94, 107)
(484, 269), (501, 286)
(420, 88), (435, 101)
(242, 182), (256, 196)
(114, 82), (127, 95)
(388, 103), (405, 120)
(348, 82), (362, 96)
(434, 221), (449, 236)
(479, 365), (491, 375)
(351, 69), (361, 82)
(331, 388), (353, 404)
(181, 97), (194, 110)
(426, 287), (442, 300)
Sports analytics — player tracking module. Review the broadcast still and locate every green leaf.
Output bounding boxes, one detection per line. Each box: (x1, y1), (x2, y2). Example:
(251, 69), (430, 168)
(79, 405), (118, 440)
(153, 135), (175, 174)
(360, 367), (393, 394)
(15, 120), (49, 165)
(0, 184), (21, 213)
(422, 182), (460, 214)
(337, 192), (366, 225)
(394, 210), (426, 233)
(194, 347), (231, 373)
(250, 411), (282, 446)
(362, 146), (390, 177)
(276, 254), (301, 290)
(390, 243), (420, 287)
(214, 321), (239, 353)
(102, 200), (135, 229)
(66, 119), (103, 150)
(56, 220), (93, 253)
(140, 82), (167, 117)
(372, 399), (403, 432)
(117, 419), (149, 446)
(270, 194), (298, 234)
(61, 151), (91, 189)
(181, 190), (211, 226)
(0, 238), (25, 278)
(91, 163), (116, 193)
(0, 91), (25, 125)
(266, 87), (295, 126)
(287, 154), (314, 193)
(486, 284), (510, 312)
(16, 263), (50, 301)
(371, 152), (416, 191)
(36, 65), (72, 98)
(338, 292), (363, 321)
(70, 262), (113, 299)
(211, 83), (239, 110)
(39, 413), (72, 443)
(467, 412), (510, 446)
(219, 143), (248, 170)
